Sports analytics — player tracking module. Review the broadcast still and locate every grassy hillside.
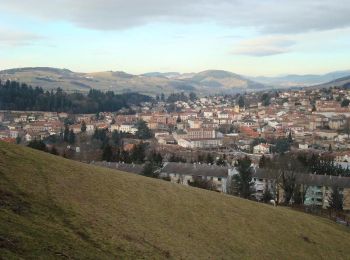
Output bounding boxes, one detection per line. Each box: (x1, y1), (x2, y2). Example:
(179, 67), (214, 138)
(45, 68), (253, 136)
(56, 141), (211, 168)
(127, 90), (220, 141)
(0, 142), (349, 259)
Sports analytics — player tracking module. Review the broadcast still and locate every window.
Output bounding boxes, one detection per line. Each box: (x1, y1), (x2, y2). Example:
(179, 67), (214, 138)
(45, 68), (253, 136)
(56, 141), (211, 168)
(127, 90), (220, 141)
(218, 178), (222, 181)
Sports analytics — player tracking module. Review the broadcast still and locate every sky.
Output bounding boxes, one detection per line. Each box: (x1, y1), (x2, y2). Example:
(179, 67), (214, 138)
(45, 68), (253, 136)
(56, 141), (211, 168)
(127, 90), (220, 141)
(0, 0), (349, 76)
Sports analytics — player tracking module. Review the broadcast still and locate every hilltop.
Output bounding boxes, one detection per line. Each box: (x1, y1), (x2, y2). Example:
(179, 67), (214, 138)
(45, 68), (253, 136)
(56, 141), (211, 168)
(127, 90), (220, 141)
(251, 70), (350, 88)
(313, 75), (350, 89)
(0, 67), (263, 95)
(0, 142), (350, 259)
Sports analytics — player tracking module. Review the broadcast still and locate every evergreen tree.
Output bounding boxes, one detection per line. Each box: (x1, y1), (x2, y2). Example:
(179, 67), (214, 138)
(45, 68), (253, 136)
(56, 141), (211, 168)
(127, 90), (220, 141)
(328, 186), (343, 211)
(142, 162), (159, 178)
(148, 150), (163, 166)
(121, 150), (131, 163)
(27, 139), (47, 152)
(102, 144), (113, 162)
(206, 153), (214, 164)
(238, 95), (245, 108)
(68, 129), (75, 144)
(130, 143), (146, 163)
(112, 130), (121, 146)
(135, 120), (153, 139)
(176, 115), (181, 123)
(63, 124), (70, 142)
(81, 120), (87, 132)
(233, 157), (254, 199)
(189, 92), (197, 102)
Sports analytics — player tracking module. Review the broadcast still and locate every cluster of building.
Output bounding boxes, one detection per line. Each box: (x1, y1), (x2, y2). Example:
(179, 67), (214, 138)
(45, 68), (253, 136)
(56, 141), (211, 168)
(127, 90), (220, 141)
(2, 87), (350, 156)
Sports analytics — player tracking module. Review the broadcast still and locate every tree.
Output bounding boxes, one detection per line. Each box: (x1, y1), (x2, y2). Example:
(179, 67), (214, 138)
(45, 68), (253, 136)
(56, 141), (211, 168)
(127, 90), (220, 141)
(188, 176), (217, 191)
(142, 162), (159, 178)
(262, 184), (273, 203)
(328, 186), (343, 211)
(68, 129), (75, 144)
(0, 80), (152, 113)
(261, 93), (271, 106)
(287, 132), (293, 143)
(112, 130), (122, 146)
(293, 184), (308, 205)
(81, 120), (87, 132)
(148, 150), (163, 166)
(102, 144), (113, 162)
(135, 120), (153, 140)
(130, 143), (146, 163)
(176, 115), (181, 123)
(328, 144), (333, 152)
(233, 157), (254, 199)
(27, 139), (47, 152)
(238, 95), (245, 108)
(341, 99), (350, 107)
(344, 118), (350, 139)
(206, 153), (214, 164)
(63, 124), (70, 142)
(121, 150), (131, 163)
(273, 138), (290, 154)
(265, 155), (306, 205)
(189, 92), (197, 102)
(259, 155), (271, 168)
(216, 157), (226, 166)
(50, 146), (59, 155)
(16, 136), (21, 144)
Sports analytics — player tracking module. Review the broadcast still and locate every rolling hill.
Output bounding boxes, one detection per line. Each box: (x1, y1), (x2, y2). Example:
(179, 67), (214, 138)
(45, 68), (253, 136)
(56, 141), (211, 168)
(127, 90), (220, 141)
(0, 141), (350, 259)
(0, 67), (264, 96)
(251, 70), (350, 88)
(313, 75), (350, 89)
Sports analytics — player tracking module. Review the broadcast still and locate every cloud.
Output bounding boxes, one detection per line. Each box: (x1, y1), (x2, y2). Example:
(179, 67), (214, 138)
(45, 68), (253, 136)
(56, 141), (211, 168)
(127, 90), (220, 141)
(0, 28), (43, 47)
(1, 0), (350, 33)
(232, 36), (296, 56)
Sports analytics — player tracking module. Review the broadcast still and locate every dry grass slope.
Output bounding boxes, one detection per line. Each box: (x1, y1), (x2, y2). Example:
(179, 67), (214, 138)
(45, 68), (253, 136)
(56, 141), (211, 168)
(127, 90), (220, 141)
(0, 142), (349, 259)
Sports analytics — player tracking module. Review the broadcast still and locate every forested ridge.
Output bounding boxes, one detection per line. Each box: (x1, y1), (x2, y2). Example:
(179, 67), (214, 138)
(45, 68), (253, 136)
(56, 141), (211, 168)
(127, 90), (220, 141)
(0, 80), (153, 113)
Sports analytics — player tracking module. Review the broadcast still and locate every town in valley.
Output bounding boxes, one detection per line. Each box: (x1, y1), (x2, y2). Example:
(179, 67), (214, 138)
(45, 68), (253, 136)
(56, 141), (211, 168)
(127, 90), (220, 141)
(1, 83), (350, 214)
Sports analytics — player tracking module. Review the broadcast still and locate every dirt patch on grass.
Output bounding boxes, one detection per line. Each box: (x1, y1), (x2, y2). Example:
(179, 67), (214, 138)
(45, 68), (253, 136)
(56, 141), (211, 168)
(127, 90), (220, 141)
(0, 235), (20, 253)
(0, 189), (31, 215)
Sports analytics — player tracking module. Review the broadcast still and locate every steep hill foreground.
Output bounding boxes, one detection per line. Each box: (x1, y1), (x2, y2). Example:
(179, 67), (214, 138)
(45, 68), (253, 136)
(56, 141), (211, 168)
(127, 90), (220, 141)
(0, 142), (349, 259)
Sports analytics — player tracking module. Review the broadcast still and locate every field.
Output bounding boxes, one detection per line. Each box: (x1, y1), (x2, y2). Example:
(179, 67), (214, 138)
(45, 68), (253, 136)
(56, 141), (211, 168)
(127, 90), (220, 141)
(0, 141), (349, 259)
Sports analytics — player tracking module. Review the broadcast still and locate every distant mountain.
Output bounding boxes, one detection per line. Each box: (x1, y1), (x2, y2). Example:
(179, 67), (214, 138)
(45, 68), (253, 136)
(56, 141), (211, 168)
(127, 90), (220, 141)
(0, 67), (266, 96)
(312, 75), (350, 89)
(189, 70), (265, 90)
(251, 70), (350, 87)
(141, 72), (181, 78)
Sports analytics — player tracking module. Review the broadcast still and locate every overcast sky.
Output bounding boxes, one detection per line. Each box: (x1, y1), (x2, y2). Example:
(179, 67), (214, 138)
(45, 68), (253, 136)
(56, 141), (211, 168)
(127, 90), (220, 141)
(0, 0), (349, 76)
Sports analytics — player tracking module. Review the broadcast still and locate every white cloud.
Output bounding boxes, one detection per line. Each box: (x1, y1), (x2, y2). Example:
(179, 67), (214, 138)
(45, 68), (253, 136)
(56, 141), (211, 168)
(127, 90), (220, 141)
(1, 0), (350, 33)
(0, 28), (42, 46)
(232, 36), (296, 56)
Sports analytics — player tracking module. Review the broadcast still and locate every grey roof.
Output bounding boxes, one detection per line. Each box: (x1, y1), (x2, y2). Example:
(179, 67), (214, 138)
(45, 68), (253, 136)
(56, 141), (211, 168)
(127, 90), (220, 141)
(161, 162), (228, 178)
(298, 174), (350, 188)
(92, 161), (144, 174)
(253, 168), (350, 188)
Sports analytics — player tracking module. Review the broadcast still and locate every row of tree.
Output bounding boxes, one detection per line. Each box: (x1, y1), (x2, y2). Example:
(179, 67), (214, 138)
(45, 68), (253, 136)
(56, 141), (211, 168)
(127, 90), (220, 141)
(0, 80), (152, 113)
(230, 155), (345, 211)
